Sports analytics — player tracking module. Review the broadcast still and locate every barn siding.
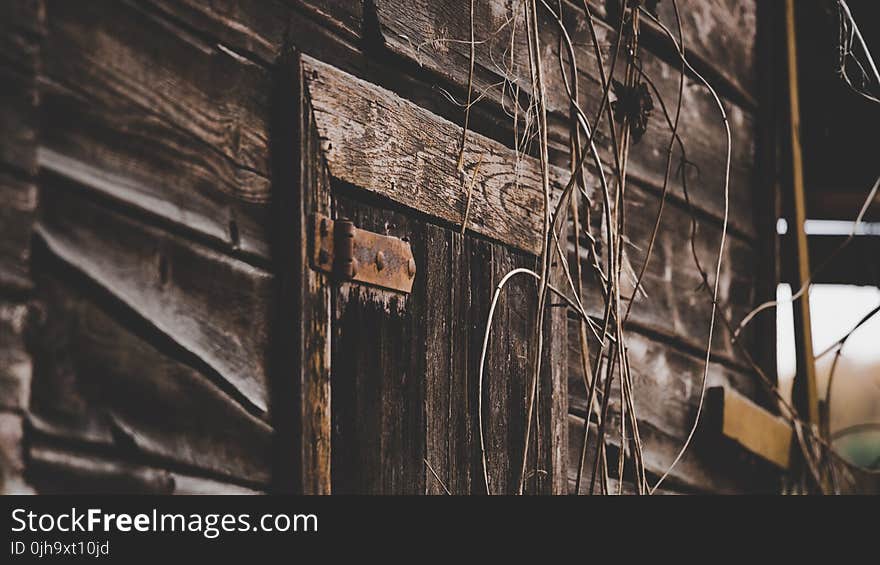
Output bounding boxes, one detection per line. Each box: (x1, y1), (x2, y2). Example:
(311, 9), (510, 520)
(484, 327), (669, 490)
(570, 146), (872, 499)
(1, 0), (777, 493)
(0, 0), (43, 495)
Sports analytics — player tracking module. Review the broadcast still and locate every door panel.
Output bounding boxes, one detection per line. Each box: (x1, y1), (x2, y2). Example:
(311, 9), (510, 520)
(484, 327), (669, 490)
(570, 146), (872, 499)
(329, 194), (560, 494)
(296, 54), (567, 494)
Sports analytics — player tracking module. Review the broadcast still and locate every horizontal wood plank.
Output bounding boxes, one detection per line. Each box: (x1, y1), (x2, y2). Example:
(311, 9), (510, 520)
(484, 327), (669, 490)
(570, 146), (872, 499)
(27, 443), (260, 494)
(305, 57), (759, 357)
(573, 182), (761, 361)
(589, 1), (757, 102)
(567, 322), (778, 493)
(29, 274), (274, 484)
(706, 386), (791, 469)
(648, 0), (756, 101)
(35, 183), (273, 414)
(369, 0), (756, 236)
(567, 320), (762, 445)
(304, 55), (567, 256)
(41, 0), (273, 257)
(564, 418), (682, 495)
(566, 410), (772, 494)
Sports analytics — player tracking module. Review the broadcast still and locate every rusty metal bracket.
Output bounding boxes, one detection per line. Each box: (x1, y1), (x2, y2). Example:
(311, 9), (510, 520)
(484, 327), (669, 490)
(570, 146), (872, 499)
(310, 213), (416, 293)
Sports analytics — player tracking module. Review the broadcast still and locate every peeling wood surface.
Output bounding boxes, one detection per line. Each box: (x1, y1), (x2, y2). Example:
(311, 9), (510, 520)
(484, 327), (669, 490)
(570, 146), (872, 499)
(291, 75), (333, 494)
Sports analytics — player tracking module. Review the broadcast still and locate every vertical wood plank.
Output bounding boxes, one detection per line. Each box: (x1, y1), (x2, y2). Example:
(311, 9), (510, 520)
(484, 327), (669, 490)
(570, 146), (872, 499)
(299, 67), (333, 494)
(330, 201), (425, 494)
(423, 225), (454, 494)
(783, 0), (819, 428)
(273, 53), (332, 493)
(447, 231), (474, 494)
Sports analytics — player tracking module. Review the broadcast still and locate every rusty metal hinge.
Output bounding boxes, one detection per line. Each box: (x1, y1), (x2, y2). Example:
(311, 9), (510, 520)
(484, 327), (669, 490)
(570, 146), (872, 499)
(310, 213), (416, 293)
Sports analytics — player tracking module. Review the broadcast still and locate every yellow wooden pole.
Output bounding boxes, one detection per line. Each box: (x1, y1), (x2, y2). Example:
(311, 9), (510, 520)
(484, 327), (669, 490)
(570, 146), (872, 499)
(784, 0), (820, 428)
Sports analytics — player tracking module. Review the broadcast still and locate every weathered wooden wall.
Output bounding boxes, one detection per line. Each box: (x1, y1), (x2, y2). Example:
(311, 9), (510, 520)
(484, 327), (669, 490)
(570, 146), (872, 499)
(0, 0), (43, 494)
(0, 0), (779, 493)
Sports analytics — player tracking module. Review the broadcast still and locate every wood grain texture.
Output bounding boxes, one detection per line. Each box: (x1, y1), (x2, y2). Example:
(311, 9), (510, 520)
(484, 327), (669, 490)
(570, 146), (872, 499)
(304, 55), (567, 256)
(290, 64), (333, 494)
(546, 207), (570, 495)
(582, 1), (757, 102)
(330, 194), (563, 494)
(330, 203), (425, 494)
(0, 304), (32, 412)
(29, 274), (273, 484)
(0, 171), (38, 292)
(566, 408), (774, 494)
(422, 225), (472, 494)
(368, 0), (757, 236)
(649, 0), (756, 101)
(41, 0), (272, 258)
(145, 0), (363, 54)
(139, 0), (756, 237)
(566, 319), (777, 493)
(140, 0), (364, 70)
(20, 0), (771, 496)
(571, 183), (759, 363)
(565, 418), (682, 495)
(35, 183), (273, 415)
(27, 442), (260, 494)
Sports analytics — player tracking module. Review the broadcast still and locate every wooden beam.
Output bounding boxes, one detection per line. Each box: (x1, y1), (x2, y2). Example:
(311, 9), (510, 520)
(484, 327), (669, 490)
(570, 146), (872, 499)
(708, 387), (792, 470)
(784, 0), (820, 427)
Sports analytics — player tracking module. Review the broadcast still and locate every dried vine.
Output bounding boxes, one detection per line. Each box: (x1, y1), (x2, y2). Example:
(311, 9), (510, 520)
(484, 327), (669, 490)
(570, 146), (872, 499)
(465, 0), (877, 495)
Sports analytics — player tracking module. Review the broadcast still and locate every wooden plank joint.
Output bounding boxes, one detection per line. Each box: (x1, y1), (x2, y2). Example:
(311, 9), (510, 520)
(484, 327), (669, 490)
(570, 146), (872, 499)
(310, 213), (415, 293)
